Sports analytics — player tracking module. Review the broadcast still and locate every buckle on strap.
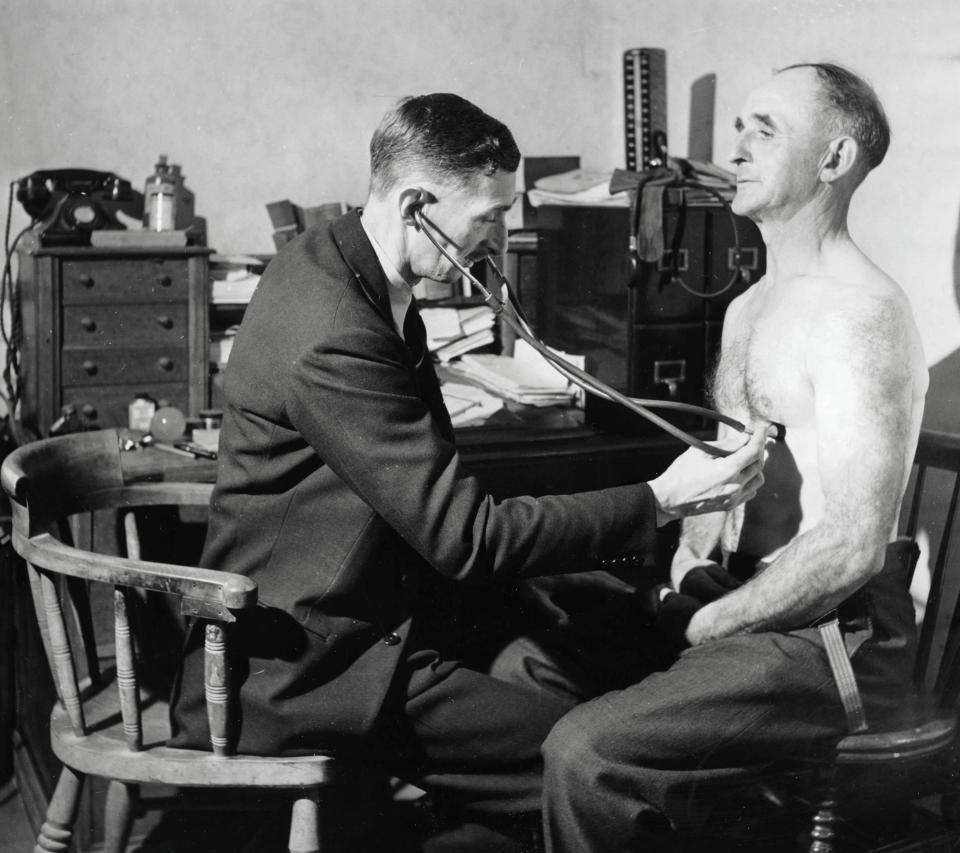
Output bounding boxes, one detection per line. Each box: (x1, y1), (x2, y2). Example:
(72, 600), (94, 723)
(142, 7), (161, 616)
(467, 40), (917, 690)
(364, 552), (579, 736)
(817, 612), (868, 734)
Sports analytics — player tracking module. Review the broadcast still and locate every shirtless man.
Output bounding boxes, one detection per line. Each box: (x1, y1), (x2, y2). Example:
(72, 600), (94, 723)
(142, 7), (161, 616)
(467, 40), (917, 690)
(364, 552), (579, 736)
(537, 63), (929, 852)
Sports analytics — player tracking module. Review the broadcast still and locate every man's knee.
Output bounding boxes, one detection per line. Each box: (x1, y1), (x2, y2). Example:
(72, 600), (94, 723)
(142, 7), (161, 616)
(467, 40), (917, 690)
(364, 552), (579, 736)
(541, 701), (614, 790)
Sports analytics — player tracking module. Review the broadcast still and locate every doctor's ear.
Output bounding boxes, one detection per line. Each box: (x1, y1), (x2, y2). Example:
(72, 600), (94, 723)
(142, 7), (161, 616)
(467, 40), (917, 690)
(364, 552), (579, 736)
(399, 187), (437, 226)
(819, 136), (859, 183)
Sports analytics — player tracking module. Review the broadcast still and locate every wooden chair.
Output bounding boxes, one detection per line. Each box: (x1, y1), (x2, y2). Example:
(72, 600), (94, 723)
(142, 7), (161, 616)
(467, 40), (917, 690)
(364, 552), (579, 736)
(804, 428), (960, 851)
(1, 429), (341, 852)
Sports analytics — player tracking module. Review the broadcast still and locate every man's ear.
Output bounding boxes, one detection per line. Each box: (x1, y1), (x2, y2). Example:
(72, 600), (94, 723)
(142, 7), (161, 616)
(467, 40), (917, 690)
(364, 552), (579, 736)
(819, 136), (859, 183)
(398, 187), (437, 226)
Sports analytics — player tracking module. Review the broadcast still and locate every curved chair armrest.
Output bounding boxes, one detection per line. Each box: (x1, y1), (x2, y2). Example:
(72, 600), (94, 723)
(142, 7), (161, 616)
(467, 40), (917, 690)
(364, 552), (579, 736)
(14, 530), (257, 619)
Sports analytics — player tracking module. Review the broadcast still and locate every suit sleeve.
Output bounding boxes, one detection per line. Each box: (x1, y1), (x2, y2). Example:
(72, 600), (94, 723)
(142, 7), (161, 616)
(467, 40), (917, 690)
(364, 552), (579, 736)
(283, 310), (658, 583)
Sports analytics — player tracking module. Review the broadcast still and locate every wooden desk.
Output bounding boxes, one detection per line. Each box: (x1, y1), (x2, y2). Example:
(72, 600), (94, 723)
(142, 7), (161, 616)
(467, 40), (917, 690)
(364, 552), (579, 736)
(116, 411), (686, 496)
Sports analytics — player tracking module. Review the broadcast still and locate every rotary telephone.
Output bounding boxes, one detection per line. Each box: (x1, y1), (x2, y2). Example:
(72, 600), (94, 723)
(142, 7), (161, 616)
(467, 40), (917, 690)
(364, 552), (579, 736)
(15, 169), (143, 245)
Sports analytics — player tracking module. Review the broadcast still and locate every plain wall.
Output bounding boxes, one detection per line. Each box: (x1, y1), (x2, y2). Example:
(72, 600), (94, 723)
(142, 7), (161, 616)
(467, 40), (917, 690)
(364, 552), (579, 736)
(3, 0), (959, 424)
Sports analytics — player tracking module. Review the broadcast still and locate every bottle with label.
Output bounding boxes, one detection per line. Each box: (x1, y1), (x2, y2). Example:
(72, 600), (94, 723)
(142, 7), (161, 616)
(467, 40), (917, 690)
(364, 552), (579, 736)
(143, 156), (196, 233)
(144, 155), (177, 231)
(129, 392), (157, 431)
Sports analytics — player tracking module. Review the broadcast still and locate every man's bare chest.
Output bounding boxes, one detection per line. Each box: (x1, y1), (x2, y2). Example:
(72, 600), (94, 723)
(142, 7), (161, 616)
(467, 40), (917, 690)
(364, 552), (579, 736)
(712, 308), (812, 423)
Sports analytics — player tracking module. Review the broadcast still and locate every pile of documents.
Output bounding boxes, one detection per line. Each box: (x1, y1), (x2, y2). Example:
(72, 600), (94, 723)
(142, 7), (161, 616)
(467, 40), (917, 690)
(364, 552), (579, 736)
(440, 382), (505, 427)
(446, 339), (582, 407)
(527, 161), (739, 208)
(526, 168), (629, 208)
(420, 305), (496, 363)
(209, 254), (265, 304)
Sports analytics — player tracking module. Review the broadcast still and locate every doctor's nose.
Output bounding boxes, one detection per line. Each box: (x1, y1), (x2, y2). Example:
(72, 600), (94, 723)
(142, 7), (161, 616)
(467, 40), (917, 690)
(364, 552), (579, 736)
(484, 220), (508, 256)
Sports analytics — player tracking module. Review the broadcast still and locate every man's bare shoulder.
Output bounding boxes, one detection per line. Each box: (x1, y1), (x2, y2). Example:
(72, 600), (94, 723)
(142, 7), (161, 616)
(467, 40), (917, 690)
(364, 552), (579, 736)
(812, 264), (917, 348)
(806, 261), (927, 404)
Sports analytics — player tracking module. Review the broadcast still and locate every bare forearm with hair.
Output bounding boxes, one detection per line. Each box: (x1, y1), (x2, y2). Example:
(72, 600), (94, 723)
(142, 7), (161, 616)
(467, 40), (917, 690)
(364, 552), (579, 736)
(671, 511), (727, 587)
(685, 521), (885, 644)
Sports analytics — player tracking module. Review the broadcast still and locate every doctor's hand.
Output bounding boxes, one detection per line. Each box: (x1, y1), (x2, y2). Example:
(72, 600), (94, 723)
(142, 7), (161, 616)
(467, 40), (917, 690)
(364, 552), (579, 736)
(648, 427), (767, 526)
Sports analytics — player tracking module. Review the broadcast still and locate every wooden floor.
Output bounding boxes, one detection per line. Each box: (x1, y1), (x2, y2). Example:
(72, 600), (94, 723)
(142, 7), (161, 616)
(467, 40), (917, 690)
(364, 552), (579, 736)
(2, 770), (957, 852)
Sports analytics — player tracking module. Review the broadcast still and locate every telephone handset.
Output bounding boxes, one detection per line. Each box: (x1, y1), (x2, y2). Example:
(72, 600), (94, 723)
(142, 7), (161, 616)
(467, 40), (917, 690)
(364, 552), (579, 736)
(15, 169), (143, 245)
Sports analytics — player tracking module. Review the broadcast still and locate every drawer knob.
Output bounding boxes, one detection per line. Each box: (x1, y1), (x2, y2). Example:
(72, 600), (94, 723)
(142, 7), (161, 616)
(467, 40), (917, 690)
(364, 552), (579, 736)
(80, 317), (96, 332)
(82, 360), (97, 375)
(81, 404), (98, 421)
(156, 274), (172, 288)
(156, 314), (174, 329)
(79, 274), (95, 288)
(157, 357), (174, 372)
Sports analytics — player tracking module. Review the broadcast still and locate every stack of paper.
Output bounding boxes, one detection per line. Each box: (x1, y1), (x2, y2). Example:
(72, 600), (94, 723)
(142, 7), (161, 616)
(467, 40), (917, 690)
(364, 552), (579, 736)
(210, 254), (265, 304)
(440, 382), (505, 427)
(420, 305), (496, 363)
(447, 339), (582, 407)
(526, 168), (629, 209)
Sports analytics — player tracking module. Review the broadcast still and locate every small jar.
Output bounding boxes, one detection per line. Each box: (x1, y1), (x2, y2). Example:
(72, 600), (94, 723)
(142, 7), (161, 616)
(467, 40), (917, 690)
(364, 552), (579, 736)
(128, 392), (157, 431)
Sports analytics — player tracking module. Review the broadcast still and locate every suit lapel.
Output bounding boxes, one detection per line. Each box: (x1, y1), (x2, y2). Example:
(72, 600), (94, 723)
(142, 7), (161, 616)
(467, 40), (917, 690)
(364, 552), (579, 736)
(330, 209), (395, 331)
(330, 211), (454, 440)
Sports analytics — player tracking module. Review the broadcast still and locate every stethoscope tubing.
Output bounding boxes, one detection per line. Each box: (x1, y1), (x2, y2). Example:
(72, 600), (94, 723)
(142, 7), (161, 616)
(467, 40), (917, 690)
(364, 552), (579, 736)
(413, 208), (748, 458)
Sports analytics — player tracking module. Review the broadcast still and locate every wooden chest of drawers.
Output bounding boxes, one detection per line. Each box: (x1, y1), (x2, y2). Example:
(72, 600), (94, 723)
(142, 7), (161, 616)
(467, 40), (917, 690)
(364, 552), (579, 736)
(16, 245), (211, 438)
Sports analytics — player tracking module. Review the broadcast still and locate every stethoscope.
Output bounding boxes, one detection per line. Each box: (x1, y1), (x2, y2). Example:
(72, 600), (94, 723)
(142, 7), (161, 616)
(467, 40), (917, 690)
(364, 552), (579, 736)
(411, 205), (775, 459)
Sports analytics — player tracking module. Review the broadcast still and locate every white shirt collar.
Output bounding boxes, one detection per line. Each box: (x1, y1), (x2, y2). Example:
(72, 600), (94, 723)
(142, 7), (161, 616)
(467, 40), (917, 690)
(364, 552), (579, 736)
(360, 215), (414, 334)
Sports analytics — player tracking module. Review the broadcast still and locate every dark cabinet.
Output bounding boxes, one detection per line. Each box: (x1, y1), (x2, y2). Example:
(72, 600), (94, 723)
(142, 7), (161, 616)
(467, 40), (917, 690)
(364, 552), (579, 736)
(16, 245), (211, 438)
(535, 196), (764, 431)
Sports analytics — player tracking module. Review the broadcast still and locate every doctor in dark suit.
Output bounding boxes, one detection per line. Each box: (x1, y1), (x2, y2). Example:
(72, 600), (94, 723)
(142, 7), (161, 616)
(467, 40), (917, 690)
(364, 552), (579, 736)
(171, 93), (765, 851)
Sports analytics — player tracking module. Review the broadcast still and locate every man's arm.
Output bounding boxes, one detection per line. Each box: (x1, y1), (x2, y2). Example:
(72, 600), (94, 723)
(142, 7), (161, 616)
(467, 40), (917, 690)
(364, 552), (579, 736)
(668, 419), (745, 588)
(670, 513), (727, 588)
(686, 288), (925, 644)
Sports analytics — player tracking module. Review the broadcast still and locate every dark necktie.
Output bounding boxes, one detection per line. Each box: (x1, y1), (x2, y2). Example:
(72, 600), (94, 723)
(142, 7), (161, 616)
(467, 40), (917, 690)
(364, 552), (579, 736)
(402, 301), (427, 368)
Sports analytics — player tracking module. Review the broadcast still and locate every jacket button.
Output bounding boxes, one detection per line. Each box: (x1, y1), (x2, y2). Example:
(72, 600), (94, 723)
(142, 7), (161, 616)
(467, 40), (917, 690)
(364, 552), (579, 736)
(383, 632), (402, 646)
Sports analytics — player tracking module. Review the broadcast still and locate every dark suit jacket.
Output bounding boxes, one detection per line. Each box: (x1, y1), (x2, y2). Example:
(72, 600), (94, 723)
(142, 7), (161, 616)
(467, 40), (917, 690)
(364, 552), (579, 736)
(170, 210), (658, 755)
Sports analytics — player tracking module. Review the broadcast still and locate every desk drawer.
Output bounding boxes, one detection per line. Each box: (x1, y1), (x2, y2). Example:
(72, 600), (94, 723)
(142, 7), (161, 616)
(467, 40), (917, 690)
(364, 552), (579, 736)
(62, 304), (189, 346)
(61, 346), (190, 385)
(62, 259), (189, 303)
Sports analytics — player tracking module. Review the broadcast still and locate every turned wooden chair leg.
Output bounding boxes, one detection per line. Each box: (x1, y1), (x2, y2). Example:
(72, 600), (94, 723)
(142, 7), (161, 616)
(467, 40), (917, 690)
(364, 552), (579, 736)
(35, 765), (85, 853)
(809, 773), (839, 853)
(288, 788), (322, 853)
(103, 779), (138, 853)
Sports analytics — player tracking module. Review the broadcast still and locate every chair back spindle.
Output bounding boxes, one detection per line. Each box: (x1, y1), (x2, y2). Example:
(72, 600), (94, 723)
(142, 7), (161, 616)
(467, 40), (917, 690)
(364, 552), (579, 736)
(33, 564), (87, 737)
(901, 431), (960, 700)
(114, 586), (143, 751)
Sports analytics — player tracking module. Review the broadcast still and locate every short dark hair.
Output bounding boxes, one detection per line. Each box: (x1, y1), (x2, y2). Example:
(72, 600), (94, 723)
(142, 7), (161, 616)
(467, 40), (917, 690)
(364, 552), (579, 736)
(778, 62), (891, 171)
(369, 93), (520, 196)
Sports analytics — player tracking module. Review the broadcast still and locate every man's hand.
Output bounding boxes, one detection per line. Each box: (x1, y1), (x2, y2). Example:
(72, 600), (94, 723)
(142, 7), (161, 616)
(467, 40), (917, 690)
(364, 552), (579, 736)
(648, 427), (767, 526)
(678, 562), (743, 604)
(638, 584), (702, 651)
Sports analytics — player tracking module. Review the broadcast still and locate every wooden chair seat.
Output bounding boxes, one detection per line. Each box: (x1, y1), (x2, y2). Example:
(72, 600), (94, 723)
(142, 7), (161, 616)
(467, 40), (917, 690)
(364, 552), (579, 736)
(833, 710), (956, 763)
(50, 684), (338, 789)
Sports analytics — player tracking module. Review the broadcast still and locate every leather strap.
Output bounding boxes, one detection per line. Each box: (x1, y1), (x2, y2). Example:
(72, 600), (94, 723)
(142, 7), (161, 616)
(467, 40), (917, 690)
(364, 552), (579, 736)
(637, 184), (667, 262)
(818, 614), (868, 733)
